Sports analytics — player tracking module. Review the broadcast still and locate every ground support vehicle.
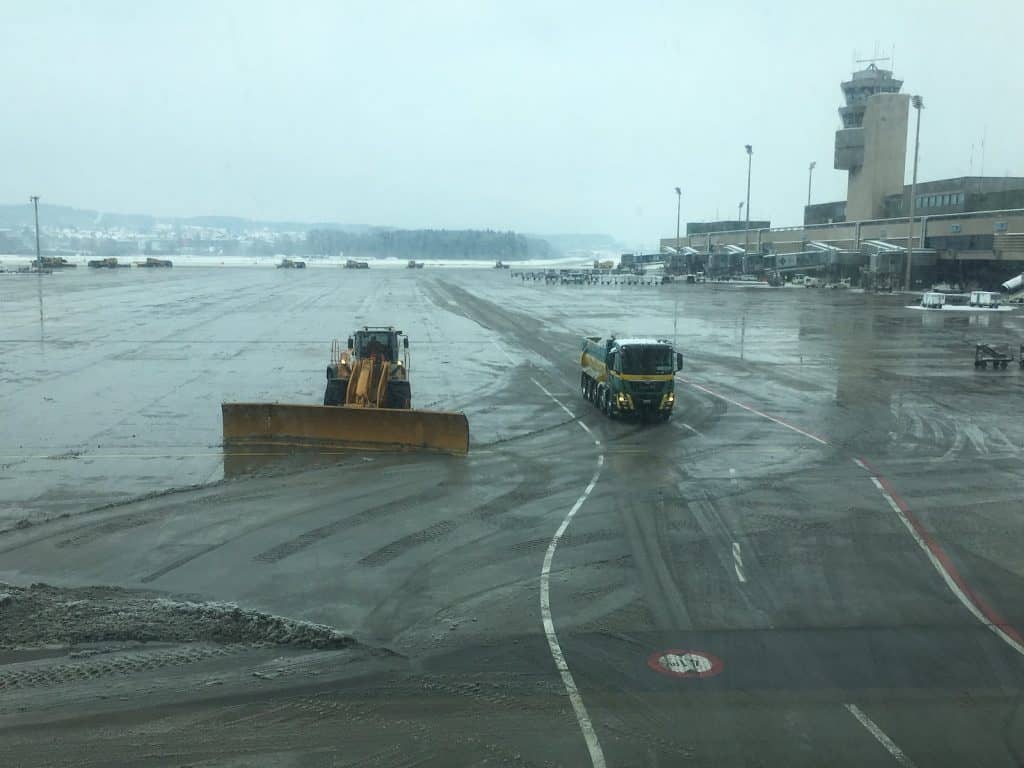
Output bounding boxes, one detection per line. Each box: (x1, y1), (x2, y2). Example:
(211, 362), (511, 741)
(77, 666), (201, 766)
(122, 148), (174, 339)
(580, 335), (683, 422)
(222, 326), (469, 454)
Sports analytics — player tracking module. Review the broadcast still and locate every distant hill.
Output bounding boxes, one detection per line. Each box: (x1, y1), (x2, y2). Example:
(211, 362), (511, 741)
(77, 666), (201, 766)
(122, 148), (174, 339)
(0, 202), (562, 260)
(306, 228), (554, 261)
(533, 233), (624, 253)
(0, 203), (370, 235)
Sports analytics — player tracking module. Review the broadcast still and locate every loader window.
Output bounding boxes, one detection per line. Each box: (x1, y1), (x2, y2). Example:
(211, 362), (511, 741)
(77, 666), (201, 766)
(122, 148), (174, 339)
(621, 345), (674, 375)
(359, 333), (394, 360)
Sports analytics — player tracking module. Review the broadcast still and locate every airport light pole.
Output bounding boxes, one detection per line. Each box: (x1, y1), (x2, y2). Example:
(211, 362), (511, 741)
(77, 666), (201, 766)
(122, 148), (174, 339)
(674, 186), (683, 271)
(30, 195), (41, 264)
(904, 95), (924, 291)
(744, 144), (753, 251)
(674, 186), (681, 247)
(807, 161), (816, 206)
(30, 195), (43, 328)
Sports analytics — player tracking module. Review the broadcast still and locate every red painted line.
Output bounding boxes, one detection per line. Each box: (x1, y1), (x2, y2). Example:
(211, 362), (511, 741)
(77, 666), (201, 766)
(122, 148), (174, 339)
(677, 374), (1023, 654)
(856, 457), (1024, 647)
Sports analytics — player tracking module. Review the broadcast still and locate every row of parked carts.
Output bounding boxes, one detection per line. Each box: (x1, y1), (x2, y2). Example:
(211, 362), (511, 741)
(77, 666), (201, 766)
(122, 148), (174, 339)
(974, 343), (1024, 370)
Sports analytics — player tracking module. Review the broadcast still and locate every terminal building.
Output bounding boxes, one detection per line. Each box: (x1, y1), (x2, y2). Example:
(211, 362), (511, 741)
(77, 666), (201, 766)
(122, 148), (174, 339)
(661, 64), (1024, 290)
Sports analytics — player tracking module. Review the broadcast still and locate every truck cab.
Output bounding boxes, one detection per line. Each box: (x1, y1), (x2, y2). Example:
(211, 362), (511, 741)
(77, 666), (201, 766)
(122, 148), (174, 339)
(581, 336), (683, 422)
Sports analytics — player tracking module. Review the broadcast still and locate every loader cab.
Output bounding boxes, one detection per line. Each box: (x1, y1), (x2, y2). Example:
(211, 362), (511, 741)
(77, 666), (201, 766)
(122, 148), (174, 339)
(351, 327), (405, 363)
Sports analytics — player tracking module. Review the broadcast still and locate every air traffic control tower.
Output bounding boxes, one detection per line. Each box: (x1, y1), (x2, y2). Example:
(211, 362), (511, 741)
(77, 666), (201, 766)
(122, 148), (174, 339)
(835, 64), (910, 221)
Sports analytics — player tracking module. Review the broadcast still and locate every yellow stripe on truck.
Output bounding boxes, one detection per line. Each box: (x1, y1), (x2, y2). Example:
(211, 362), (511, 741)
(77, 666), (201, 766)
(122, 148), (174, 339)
(608, 372), (675, 382)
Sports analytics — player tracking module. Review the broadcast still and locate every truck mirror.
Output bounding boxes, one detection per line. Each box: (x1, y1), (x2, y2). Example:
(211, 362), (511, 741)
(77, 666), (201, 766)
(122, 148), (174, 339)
(676, 353), (684, 371)
(347, 337), (353, 349)
(403, 337), (409, 349)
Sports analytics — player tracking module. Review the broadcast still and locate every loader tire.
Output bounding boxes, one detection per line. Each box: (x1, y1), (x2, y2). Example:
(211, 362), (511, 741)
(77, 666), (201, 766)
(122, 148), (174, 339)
(387, 380), (412, 409)
(324, 378), (347, 406)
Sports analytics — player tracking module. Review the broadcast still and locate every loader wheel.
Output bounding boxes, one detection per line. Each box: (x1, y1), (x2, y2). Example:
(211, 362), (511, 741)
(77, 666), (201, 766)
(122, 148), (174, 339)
(324, 379), (342, 406)
(324, 378), (348, 406)
(388, 380), (412, 409)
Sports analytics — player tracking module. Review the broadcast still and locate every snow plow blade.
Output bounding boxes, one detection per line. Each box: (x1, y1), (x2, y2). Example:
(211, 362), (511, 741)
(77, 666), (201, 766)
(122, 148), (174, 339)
(221, 403), (469, 455)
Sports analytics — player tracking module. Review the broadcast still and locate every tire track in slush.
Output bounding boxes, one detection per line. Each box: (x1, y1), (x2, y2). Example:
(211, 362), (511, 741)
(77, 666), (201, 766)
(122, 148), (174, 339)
(357, 455), (583, 638)
(358, 520), (457, 567)
(443, 280), (609, 768)
(431, 278), (609, 764)
(252, 483), (450, 565)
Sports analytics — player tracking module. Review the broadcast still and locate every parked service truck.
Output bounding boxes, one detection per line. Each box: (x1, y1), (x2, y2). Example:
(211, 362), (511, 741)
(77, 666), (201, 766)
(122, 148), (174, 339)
(969, 291), (1000, 308)
(580, 336), (683, 422)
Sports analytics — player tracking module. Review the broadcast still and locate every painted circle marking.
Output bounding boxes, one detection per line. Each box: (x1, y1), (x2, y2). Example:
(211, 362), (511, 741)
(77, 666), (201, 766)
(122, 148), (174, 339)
(647, 649), (723, 679)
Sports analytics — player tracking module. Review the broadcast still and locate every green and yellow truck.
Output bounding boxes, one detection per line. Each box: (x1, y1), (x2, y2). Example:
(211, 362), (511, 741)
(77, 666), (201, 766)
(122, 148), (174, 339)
(580, 336), (683, 421)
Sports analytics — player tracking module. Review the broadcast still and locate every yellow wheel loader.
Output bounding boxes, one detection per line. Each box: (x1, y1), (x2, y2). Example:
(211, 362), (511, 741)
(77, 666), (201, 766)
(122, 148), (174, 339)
(221, 327), (469, 455)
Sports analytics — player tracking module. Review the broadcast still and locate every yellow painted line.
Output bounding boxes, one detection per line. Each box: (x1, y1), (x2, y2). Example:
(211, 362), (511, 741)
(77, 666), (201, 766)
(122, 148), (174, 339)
(609, 372), (675, 382)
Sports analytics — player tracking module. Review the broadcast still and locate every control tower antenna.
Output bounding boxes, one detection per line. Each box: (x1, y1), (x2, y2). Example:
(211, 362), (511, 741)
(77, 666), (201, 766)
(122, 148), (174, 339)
(855, 55), (891, 66)
(855, 41), (894, 69)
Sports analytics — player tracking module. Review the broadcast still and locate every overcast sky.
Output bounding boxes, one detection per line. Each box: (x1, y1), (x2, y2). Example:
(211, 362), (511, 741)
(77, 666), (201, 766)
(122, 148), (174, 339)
(3, 1), (1020, 247)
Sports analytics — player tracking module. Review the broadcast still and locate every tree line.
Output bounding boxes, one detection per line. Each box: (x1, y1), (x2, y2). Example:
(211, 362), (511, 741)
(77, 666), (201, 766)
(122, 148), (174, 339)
(304, 228), (554, 260)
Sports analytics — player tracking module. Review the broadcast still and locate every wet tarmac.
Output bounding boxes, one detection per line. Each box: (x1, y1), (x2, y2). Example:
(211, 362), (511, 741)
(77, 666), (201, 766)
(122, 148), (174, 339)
(2, 266), (1024, 766)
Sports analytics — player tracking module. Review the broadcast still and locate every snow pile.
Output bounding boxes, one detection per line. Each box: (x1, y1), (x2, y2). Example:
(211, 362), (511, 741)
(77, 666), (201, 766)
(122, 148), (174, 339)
(0, 583), (354, 650)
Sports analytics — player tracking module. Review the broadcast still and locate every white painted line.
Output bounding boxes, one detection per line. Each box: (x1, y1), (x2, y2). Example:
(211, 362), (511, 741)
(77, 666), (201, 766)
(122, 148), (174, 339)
(853, 459), (1024, 657)
(679, 422), (703, 437)
(729, 467), (737, 485)
(540, 453), (607, 768)
(498, 338), (599, 444)
(531, 377), (577, 420)
(678, 377), (828, 445)
(732, 541), (746, 583)
(844, 704), (918, 767)
(526, 373), (605, 764)
(495, 343), (518, 365)
(578, 421), (595, 437)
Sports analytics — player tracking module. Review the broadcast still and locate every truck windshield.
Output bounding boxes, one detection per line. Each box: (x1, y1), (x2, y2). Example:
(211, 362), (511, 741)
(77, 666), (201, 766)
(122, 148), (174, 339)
(620, 345), (674, 375)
